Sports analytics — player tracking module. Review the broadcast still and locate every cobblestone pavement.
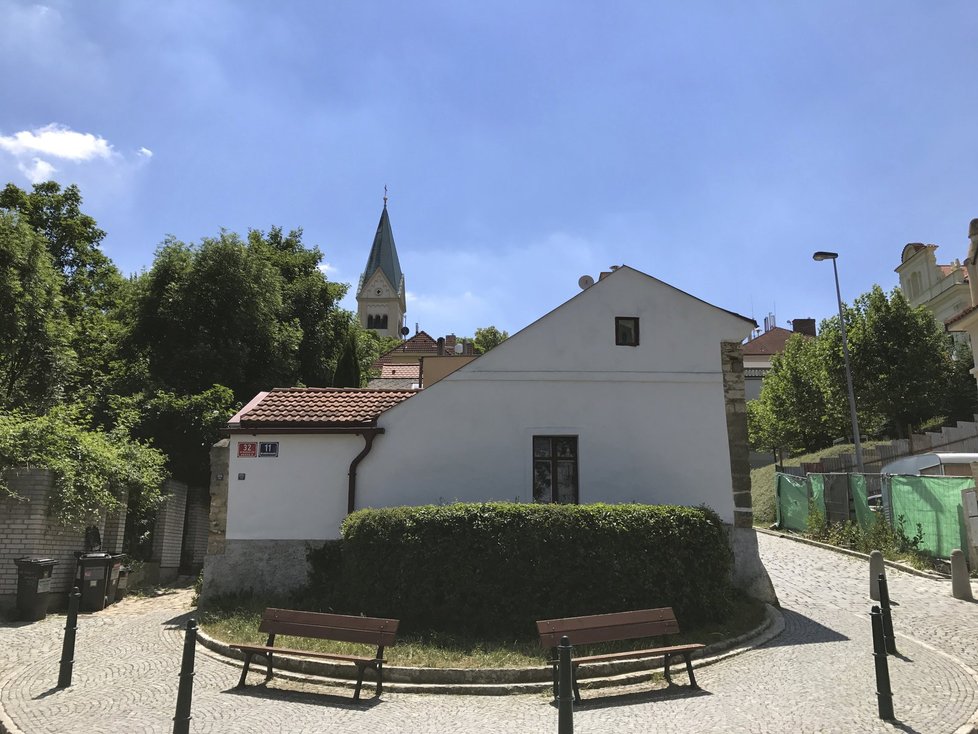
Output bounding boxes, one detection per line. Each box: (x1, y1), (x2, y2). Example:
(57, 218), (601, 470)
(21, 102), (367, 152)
(2, 534), (978, 733)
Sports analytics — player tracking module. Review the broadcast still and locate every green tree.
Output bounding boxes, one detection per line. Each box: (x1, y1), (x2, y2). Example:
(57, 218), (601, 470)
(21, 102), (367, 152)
(748, 334), (835, 453)
(129, 232), (302, 402)
(333, 332), (363, 387)
(820, 286), (951, 438)
(0, 212), (73, 410)
(473, 325), (509, 354)
(0, 182), (126, 403)
(749, 285), (964, 453)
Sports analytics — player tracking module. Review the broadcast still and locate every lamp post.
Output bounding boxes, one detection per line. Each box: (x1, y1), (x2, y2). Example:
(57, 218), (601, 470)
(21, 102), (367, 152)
(813, 251), (864, 473)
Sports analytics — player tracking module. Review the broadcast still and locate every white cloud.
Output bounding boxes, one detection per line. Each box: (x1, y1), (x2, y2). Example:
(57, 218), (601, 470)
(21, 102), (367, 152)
(138, 147), (154, 158)
(0, 123), (113, 161)
(318, 261), (337, 275)
(18, 157), (57, 183)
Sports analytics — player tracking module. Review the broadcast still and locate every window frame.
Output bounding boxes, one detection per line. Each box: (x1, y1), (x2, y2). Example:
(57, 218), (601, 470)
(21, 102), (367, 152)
(615, 316), (640, 346)
(532, 435), (579, 504)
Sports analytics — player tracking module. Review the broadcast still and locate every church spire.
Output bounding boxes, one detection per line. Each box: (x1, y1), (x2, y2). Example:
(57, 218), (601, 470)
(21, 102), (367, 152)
(356, 194), (406, 338)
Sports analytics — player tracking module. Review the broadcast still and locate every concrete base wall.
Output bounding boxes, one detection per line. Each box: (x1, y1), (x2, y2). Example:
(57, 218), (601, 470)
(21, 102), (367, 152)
(729, 526), (779, 605)
(201, 539), (318, 604)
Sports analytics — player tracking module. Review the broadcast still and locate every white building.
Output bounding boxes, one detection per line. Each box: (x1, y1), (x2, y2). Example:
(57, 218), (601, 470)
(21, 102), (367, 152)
(895, 242), (970, 344)
(203, 266), (774, 603)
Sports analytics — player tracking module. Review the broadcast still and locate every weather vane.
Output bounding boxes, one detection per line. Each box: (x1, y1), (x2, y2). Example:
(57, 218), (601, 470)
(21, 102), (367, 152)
(384, 184), (388, 208)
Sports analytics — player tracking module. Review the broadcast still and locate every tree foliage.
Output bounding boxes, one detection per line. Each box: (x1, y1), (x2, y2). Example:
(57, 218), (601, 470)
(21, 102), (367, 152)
(0, 212), (73, 409)
(0, 406), (167, 527)
(333, 332), (363, 388)
(0, 182), (126, 402)
(749, 285), (968, 454)
(473, 325), (509, 354)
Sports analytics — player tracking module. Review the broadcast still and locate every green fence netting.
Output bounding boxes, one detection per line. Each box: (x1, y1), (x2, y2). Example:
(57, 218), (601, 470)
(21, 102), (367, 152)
(776, 473), (810, 532)
(889, 475), (974, 559)
(849, 474), (874, 531)
(808, 474), (826, 517)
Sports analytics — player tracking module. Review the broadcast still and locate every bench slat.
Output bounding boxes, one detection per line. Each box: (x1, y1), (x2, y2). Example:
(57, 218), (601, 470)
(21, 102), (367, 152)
(262, 608), (398, 632)
(572, 642), (704, 665)
(258, 619), (398, 646)
(230, 644), (379, 664)
(537, 609), (680, 648)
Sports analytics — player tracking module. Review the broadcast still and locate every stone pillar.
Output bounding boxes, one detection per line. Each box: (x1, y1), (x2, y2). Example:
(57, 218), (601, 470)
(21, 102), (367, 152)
(721, 341), (753, 528)
(201, 439), (230, 603)
(721, 341), (779, 605)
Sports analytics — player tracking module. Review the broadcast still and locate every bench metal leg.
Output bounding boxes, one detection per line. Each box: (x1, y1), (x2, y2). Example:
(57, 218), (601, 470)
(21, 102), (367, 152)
(265, 652), (274, 682)
(663, 653), (673, 685)
(237, 652), (254, 688)
(683, 651), (699, 689)
(551, 662), (559, 701)
(353, 663), (366, 702)
(571, 663), (581, 703)
(375, 661), (383, 696)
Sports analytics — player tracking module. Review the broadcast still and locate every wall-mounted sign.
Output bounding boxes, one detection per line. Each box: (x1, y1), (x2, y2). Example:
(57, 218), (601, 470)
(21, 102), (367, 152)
(259, 441), (279, 457)
(237, 442), (258, 458)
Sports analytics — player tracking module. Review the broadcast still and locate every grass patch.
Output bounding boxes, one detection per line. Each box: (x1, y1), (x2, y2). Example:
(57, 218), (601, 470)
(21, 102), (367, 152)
(750, 441), (891, 526)
(199, 591), (766, 668)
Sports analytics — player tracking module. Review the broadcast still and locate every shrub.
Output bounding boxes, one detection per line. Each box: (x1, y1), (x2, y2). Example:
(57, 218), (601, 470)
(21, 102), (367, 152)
(309, 502), (734, 639)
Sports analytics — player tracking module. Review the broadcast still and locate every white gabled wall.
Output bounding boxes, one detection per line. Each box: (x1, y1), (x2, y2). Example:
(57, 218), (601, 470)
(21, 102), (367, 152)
(225, 433), (362, 540)
(359, 267), (754, 523)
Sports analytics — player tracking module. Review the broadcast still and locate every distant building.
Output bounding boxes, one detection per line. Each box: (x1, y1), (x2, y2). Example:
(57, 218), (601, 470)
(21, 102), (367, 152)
(895, 242), (970, 345)
(742, 317), (816, 401)
(946, 219), (978, 392)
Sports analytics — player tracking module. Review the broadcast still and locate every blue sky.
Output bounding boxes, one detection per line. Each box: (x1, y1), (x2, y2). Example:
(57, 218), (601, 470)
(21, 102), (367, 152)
(2, 1), (978, 340)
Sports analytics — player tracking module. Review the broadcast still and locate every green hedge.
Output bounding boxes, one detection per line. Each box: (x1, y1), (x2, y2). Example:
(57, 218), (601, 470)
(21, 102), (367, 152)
(310, 502), (733, 638)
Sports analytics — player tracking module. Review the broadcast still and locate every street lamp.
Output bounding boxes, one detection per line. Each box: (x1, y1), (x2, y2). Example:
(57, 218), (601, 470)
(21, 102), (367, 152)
(813, 251), (864, 473)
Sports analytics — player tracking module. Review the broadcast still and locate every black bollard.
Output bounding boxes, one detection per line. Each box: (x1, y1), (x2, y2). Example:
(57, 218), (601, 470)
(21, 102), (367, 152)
(870, 606), (894, 720)
(557, 635), (574, 734)
(173, 619), (198, 734)
(877, 573), (897, 655)
(57, 587), (81, 689)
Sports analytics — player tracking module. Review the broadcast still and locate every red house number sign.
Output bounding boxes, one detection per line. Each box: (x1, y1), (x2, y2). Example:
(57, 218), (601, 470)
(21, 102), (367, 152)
(237, 441), (258, 458)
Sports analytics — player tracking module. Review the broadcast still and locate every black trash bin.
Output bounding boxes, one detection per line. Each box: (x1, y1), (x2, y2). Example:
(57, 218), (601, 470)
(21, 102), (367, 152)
(75, 552), (113, 612)
(14, 557), (58, 621)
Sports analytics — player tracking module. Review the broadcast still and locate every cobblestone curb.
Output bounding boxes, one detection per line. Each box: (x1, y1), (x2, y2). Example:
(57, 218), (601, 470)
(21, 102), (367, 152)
(195, 603), (783, 695)
(755, 527), (950, 580)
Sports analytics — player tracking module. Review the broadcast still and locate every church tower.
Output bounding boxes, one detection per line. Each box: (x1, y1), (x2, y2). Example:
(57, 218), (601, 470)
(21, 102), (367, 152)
(357, 197), (406, 338)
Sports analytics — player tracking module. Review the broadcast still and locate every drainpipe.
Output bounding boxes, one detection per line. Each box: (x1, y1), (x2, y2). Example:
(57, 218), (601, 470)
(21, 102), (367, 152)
(348, 429), (382, 514)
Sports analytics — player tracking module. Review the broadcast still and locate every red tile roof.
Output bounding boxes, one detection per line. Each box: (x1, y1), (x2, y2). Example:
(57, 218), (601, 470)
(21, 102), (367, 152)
(939, 264), (969, 282)
(229, 387), (416, 428)
(742, 327), (797, 356)
(380, 363), (420, 379)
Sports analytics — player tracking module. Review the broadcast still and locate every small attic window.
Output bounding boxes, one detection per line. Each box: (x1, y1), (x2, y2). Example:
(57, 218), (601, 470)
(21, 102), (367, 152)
(615, 317), (639, 346)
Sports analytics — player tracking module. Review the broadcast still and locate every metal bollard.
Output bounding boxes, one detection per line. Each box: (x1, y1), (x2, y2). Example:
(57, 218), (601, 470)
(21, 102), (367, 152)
(173, 619), (198, 734)
(57, 587), (81, 688)
(557, 635), (574, 734)
(877, 573), (897, 655)
(869, 551), (884, 600)
(870, 606), (894, 720)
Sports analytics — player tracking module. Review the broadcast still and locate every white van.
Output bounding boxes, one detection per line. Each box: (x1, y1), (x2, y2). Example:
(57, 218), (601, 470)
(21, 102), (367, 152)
(880, 453), (978, 477)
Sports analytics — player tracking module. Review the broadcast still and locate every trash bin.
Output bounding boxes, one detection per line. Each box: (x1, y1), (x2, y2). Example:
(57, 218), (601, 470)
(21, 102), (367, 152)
(115, 565), (130, 601)
(106, 555), (125, 604)
(14, 557), (58, 621)
(75, 552), (113, 612)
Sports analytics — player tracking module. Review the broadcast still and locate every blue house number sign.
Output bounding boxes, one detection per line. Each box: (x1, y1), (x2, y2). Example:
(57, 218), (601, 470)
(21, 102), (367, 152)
(258, 442), (279, 458)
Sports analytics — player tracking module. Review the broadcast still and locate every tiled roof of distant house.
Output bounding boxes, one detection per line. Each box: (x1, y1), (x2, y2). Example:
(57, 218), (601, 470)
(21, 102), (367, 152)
(380, 363), (420, 379)
(939, 264), (969, 281)
(742, 327), (795, 356)
(371, 331), (475, 370)
(226, 388), (416, 429)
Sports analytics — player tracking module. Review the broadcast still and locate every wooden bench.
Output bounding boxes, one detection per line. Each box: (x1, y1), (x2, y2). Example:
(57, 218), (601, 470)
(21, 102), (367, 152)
(536, 607), (703, 702)
(231, 608), (399, 701)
